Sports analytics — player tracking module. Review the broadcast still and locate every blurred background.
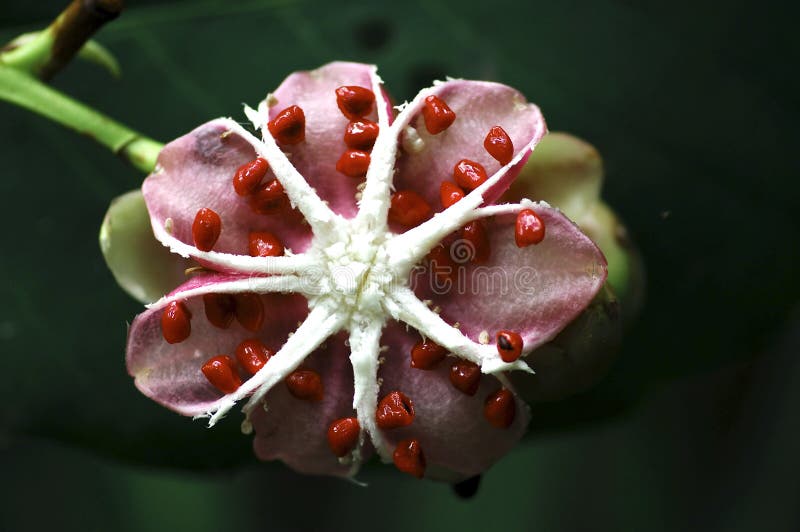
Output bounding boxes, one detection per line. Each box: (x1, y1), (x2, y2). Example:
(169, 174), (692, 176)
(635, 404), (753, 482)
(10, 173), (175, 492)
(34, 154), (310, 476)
(0, 1), (797, 530)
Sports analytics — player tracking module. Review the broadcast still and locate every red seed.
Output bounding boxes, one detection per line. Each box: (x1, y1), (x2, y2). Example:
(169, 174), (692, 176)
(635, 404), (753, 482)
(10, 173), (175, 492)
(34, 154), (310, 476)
(496, 330), (523, 362)
(201, 355), (242, 394)
(235, 338), (273, 375)
(232, 157), (269, 196)
(234, 293), (264, 332)
(422, 95), (456, 134)
(335, 85), (375, 120)
(248, 231), (284, 257)
(344, 119), (379, 150)
(202, 293), (236, 329)
(336, 149), (371, 178)
(484, 388), (516, 428)
(427, 243), (456, 283)
(388, 190), (431, 227)
(249, 179), (290, 215)
(393, 439), (426, 478)
(286, 369), (324, 401)
(515, 209), (546, 247)
(440, 181), (465, 209)
(410, 339), (448, 370)
(327, 417), (360, 457)
(450, 360), (481, 396)
(161, 301), (191, 344)
(484, 126), (514, 165)
(268, 105), (305, 144)
(453, 159), (488, 191)
(375, 391), (415, 429)
(192, 208), (221, 251)
(461, 220), (490, 263)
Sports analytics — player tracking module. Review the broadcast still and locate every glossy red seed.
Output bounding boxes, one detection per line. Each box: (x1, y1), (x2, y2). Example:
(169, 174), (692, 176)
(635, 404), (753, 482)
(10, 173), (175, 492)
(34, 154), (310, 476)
(202, 293), (236, 329)
(336, 149), (371, 178)
(268, 105), (305, 144)
(461, 220), (490, 263)
(515, 209), (546, 247)
(440, 181), (465, 209)
(375, 391), (415, 429)
(235, 338), (273, 375)
(192, 208), (221, 251)
(388, 190), (431, 227)
(450, 360), (481, 396)
(327, 417), (360, 457)
(335, 85), (375, 120)
(344, 119), (379, 150)
(286, 369), (324, 401)
(161, 301), (191, 344)
(496, 330), (523, 362)
(453, 159), (488, 191)
(248, 179), (289, 215)
(248, 231), (284, 257)
(484, 388), (516, 428)
(484, 126), (514, 165)
(422, 95), (456, 134)
(234, 293), (264, 332)
(410, 339), (448, 370)
(427, 243), (457, 283)
(201, 355), (241, 394)
(393, 439), (426, 478)
(232, 157), (269, 196)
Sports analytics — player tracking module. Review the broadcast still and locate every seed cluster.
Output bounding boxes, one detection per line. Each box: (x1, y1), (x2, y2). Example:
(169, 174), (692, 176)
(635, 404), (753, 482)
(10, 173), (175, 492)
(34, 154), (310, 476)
(159, 84), (548, 479)
(335, 85), (378, 178)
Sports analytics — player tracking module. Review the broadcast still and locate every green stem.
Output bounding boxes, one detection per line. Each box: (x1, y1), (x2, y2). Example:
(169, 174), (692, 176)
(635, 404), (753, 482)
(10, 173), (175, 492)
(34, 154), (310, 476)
(0, 31), (54, 75)
(0, 0), (123, 80)
(0, 64), (162, 173)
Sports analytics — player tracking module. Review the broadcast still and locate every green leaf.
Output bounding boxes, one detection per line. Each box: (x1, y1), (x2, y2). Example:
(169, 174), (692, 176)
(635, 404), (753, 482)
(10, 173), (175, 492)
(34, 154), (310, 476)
(77, 38), (122, 78)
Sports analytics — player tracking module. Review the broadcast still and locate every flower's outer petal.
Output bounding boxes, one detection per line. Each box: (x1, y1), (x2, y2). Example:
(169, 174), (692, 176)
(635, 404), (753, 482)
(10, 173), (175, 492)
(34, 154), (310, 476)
(392, 80), (546, 226)
(502, 132), (603, 222)
(126, 274), (309, 416)
(100, 189), (190, 304)
(250, 332), (372, 477)
(142, 119), (312, 267)
(377, 322), (529, 481)
(263, 61), (391, 218)
(511, 285), (622, 403)
(504, 132), (644, 312)
(412, 203), (607, 355)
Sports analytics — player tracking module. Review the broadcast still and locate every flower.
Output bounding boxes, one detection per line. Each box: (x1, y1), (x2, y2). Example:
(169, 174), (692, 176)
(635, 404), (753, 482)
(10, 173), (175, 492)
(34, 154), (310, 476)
(124, 62), (607, 481)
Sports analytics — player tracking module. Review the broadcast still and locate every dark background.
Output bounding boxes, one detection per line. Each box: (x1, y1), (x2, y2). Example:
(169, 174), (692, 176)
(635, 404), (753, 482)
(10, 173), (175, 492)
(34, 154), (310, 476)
(1, 1), (798, 530)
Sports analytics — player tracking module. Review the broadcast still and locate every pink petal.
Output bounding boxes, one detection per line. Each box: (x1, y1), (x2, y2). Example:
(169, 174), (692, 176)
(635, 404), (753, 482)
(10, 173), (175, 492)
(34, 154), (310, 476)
(378, 322), (529, 480)
(251, 332), (372, 477)
(142, 119), (312, 266)
(411, 204), (607, 354)
(266, 62), (391, 217)
(393, 80), (547, 225)
(126, 274), (309, 416)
